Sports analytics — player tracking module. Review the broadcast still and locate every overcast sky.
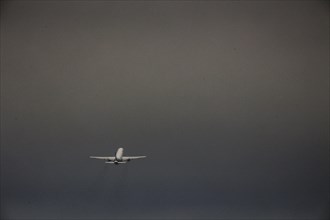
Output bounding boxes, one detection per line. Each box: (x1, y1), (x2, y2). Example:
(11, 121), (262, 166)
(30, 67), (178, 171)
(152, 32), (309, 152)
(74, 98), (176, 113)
(1, 1), (329, 219)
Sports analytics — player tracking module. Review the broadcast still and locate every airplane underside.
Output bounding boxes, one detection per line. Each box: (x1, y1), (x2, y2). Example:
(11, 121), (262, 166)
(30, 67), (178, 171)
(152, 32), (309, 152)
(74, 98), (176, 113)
(106, 161), (127, 165)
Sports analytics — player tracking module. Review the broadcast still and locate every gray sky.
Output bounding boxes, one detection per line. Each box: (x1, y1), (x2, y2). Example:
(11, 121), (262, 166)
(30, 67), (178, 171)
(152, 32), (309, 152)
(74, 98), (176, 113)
(1, 1), (329, 219)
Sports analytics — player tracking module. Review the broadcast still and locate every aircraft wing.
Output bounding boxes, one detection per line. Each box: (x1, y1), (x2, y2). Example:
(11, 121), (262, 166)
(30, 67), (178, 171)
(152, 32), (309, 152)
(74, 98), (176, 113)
(89, 156), (115, 161)
(122, 156), (146, 160)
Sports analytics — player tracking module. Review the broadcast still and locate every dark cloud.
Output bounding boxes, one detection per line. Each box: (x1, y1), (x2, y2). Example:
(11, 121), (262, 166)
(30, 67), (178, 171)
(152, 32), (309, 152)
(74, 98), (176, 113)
(1, 1), (329, 219)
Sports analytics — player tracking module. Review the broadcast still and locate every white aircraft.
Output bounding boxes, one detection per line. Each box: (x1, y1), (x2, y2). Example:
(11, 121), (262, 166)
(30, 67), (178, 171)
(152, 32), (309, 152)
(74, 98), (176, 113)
(90, 148), (146, 165)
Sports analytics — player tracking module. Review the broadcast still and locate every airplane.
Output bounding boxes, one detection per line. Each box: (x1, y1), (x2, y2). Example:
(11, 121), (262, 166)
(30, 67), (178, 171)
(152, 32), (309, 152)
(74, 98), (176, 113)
(90, 147), (146, 165)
